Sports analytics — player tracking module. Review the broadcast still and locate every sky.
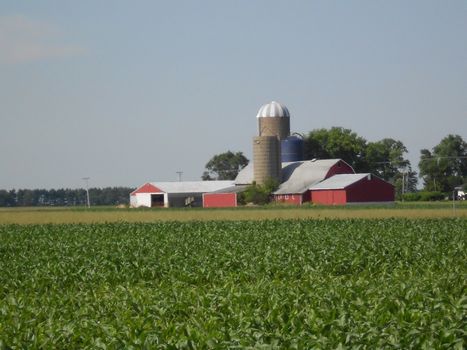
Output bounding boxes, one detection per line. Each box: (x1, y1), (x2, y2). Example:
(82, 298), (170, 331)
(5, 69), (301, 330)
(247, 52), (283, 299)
(1, 1), (466, 190)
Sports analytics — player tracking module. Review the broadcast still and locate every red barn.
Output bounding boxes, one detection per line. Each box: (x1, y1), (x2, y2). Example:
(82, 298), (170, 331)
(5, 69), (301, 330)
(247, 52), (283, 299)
(310, 173), (395, 205)
(273, 159), (355, 205)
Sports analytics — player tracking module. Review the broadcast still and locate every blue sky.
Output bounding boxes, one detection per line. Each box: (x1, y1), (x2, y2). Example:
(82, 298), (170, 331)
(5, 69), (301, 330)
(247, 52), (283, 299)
(1, 1), (466, 189)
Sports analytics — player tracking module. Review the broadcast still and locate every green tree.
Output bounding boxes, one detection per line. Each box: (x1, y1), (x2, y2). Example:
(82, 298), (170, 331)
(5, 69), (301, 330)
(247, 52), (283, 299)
(0, 190), (16, 206)
(303, 127), (368, 171)
(366, 138), (417, 195)
(202, 151), (249, 180)
(304, 128), (417, 195)
(419, 134), (467, 192)
(239, 178), (279, 205)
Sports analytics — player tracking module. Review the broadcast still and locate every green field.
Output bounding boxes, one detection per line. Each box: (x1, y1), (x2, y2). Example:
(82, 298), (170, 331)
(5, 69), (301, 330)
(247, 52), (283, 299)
(1, 219), (466, 348)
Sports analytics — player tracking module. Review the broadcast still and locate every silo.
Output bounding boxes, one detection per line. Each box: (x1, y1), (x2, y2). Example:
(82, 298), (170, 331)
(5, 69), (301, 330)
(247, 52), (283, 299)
(257, 101), (290, 140)
(253, 136), (281, 185)
(281, 135), (304, 162)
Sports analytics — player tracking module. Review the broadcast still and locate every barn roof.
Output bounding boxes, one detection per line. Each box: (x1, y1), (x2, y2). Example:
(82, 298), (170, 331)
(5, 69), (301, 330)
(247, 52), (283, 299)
(209, 185), (249, 194)
(309, 174), (371, 190)
(236, 159), (346, 186)
(144, 181), (235, 194)
(235, 159), (354, 194)
(274, 159), (352, 194)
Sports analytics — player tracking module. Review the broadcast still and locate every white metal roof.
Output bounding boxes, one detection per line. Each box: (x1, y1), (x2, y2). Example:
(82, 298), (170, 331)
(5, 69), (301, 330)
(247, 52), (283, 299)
(309, 174), (371, 190)
(234, 159), (355, 194)
(256, 101), (290, 118)
(234, 163), (255, 185)
(275, 159), (352, 194)
(148, 181), (235, 194)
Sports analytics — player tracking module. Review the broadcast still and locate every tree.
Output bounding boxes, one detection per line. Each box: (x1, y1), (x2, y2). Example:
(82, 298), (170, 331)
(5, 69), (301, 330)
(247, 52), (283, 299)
(0, 187), (136, 207)
(202, 151), (249, 180)
(304, 127), (417, 196)
(0, 190), (15, 207)
(239, 178), (279, 205)
(419, 135), (467, 192)
(303, 127), (368, 171)
(366, 138), (417, 195)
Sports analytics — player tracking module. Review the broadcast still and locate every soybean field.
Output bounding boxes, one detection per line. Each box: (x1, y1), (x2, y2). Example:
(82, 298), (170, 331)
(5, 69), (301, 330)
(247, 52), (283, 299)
(0, 219), (466, 348)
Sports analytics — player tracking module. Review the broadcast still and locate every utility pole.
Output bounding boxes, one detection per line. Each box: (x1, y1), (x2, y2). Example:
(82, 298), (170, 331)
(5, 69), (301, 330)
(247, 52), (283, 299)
(82, 177), (90, 208)
(401, 171), (405, 200)
(176, 171), (183, 182)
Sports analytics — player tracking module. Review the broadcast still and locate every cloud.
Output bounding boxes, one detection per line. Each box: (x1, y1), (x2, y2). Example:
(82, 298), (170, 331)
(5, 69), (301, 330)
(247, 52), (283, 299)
(0, 15), (85, 64)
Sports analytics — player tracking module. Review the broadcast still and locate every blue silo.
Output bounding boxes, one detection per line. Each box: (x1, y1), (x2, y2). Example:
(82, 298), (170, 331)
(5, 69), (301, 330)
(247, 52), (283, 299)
(281, 136), (304, 162)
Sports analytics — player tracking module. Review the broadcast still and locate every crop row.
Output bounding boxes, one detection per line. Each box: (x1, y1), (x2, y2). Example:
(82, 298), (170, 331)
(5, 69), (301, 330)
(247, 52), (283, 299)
(0, 219), (465, 349)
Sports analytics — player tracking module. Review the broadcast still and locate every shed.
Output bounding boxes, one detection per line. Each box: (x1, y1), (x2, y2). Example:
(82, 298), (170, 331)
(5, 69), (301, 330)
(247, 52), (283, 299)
(309, 173), (395, 205)
(202, 185), (247, 208)
(130, 181), (234, 208)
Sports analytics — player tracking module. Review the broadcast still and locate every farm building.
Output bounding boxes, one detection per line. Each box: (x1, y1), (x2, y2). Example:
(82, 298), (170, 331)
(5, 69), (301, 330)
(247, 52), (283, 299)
(274, 159), (355, 204)
(202, 185), (247, 208)
(310, 173), (395, 205)
(131, 100), (396, 208)
(235, 158), (356, 205)
(130, 181), (234, 208)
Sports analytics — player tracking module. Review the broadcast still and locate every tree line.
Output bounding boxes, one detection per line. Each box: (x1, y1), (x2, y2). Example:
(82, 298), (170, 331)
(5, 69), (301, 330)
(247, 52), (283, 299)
(0, 187), (135, 207)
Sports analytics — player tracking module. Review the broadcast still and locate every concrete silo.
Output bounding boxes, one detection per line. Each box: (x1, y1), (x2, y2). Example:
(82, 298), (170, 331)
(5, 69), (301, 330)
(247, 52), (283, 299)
(253, 136), (281, 185)
(253, 101), (291, 185)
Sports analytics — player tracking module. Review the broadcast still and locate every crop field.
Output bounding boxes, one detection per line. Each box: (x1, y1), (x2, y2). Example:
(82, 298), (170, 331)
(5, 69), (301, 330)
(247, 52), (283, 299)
(0, 219), (465, 348)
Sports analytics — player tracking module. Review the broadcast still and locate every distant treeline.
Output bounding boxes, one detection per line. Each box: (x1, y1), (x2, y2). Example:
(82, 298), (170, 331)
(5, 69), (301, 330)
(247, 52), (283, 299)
(0, 187), (135, 207)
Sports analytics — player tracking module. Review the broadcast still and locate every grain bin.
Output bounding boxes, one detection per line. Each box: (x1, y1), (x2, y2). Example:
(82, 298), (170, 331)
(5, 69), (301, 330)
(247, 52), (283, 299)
(253, 136), (281, 185)
(281, 135), (304, 162)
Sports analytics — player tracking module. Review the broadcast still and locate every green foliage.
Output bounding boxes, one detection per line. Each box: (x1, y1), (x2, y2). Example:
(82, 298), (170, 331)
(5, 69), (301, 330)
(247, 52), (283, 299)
(401, 192), (422, 201)
(367, 139), (418, 195)
(240, 178), (279, 205)
(0, 219), (466, 348)
(202, 151), (249, 180)
(303, 128), (417, 194)
(304, 127), (368, 171)
(402, 191), (446, 201)
(418, 192), (446, 201)
(0, 187), (135, 207)
(419, 134), (467, 192)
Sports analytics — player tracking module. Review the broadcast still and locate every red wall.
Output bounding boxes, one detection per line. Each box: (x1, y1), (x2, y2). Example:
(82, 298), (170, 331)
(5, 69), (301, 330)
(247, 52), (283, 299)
(273, 161), (354, 205)
(203, 193), (237, 208)
(325, 161), (355, 179)
(346, 176), (394, 202)
(274, 193), (303, 205)
(311, 190), (347, 205)
(310, 175), (395, 205)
